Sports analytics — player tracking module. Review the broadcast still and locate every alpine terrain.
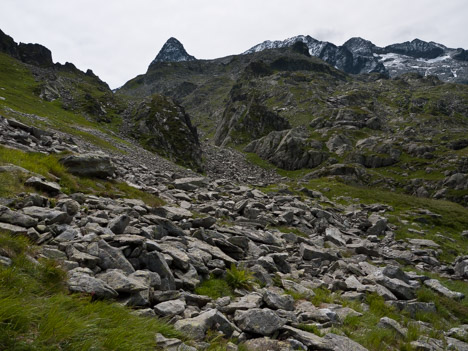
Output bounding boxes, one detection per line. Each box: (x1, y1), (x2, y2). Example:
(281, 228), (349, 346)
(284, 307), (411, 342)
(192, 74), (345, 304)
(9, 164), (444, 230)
(0, 28), (468, 351)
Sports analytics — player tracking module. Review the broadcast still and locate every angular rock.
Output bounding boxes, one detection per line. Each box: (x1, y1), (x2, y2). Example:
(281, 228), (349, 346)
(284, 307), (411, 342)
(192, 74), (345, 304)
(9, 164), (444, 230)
(142, 250), (176, 290)
(97, 239), (135, 274)
(263, 290), (295, 311)
(153, 206), (192, 221)
(68, 270), (118, 299)
(300, 243), (338, 261)
(155, 333), (197, 351)
(324, 333), (369, 351)
(378, 317), (408, 337)
(173, 177), (207, 191)
(0, 222), (28, 235)
(60, 153), (115, 178)
(234, 308), (285, 336)
(424, 279), (465, 300)
(22, 206), (70, 225)
(154, 299), (186, 317)
(97, 269), (147, 293)
(25, 176), (61, 195)
(174, 309), (237, 340)
(0, 205), (37, 228)
(108, 214), (130, 234)
(280, 325), (331, 350)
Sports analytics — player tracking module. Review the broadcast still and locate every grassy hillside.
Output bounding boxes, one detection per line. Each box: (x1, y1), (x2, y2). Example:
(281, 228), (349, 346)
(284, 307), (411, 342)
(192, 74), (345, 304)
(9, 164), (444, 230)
(0, 232), (184, 350)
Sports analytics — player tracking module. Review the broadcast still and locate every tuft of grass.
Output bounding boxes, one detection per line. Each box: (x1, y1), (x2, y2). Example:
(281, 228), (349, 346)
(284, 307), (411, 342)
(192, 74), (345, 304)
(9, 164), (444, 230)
(311, 287), (335, 306)
(225, 264), (254, 290)
(0, 231), (185, 350)
(195, 277), (234, 299)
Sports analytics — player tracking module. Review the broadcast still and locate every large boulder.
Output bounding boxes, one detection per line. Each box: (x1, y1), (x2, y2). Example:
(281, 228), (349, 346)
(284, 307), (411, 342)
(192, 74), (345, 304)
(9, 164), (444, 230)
(174, 309), (237, 340)
(234, 308), (285, 336)
(0, 205), (37, 228)
(60, 153), (115, 178)
(68, 269), (118, 299)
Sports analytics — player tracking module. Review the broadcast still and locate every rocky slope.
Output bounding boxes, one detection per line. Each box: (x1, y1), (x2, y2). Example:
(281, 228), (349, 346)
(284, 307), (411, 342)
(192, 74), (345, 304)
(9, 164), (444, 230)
(1, 29), (468, 351)
(245, 35), (468, 84)
(0, 29), (203, 170)
(1, 113), (468, 351)
(120, 41), (468, 206)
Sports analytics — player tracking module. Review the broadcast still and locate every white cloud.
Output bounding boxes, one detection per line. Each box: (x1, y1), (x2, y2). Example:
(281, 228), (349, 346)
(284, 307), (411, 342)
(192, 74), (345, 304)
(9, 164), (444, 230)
(1, 0), (467, 88)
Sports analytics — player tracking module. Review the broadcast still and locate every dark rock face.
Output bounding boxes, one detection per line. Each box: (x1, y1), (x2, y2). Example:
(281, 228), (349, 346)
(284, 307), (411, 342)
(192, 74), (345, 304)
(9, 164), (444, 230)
(124, 94), (203, 171)
(17, 43), (54, 67)
(0, 29), (53, 67)
(244, 128), (328, 170)
(379, 39), (445, 59)
(150, 37), (196, 66)
(0, 29), (18, 57)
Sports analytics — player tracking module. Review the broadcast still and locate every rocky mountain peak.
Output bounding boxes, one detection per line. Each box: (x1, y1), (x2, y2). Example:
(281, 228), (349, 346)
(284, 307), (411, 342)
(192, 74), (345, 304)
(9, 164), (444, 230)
(343, 37), (376, 56)
(382, 38), (446, 59)
(150, 37), (196, 66)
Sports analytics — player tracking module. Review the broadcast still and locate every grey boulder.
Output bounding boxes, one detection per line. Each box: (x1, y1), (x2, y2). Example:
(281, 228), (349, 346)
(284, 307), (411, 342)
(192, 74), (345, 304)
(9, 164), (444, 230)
(234, 308), (285, 336)
(60, 153), (115, 178)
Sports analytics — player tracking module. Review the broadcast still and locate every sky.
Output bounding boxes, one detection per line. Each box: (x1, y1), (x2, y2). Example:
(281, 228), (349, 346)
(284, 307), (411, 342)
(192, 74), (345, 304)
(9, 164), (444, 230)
(1, 0), (467, 88)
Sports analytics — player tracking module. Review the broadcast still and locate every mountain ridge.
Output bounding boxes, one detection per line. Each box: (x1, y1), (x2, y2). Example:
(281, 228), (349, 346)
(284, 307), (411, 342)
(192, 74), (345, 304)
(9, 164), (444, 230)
(243, 35), (468, 84)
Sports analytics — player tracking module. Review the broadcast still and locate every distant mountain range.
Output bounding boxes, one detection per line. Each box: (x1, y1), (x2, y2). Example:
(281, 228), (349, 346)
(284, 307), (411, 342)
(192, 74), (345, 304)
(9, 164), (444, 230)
(152, 35), (468, 84)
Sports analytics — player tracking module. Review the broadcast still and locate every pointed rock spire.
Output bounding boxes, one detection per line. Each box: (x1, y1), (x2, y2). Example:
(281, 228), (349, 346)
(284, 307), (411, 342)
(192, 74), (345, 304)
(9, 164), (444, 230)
(150, 37), (196, 65)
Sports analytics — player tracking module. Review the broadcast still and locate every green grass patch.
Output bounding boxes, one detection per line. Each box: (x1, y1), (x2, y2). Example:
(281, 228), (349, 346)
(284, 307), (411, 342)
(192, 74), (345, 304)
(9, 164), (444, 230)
(0, 145), (163, 207)
(225, 264), (254, 290)
(0, 52), (126, 152)
(195, 277), (234, 299)
(0, 231), (185, 350)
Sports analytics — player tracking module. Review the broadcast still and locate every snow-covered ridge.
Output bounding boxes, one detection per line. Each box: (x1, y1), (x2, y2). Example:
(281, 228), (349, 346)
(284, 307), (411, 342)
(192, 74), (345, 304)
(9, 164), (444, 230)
(243, 36), (468, 84)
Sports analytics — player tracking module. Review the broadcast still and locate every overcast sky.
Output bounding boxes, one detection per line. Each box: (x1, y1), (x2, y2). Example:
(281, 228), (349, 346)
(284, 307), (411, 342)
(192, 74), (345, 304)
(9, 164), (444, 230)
(1, 0), (467, 88)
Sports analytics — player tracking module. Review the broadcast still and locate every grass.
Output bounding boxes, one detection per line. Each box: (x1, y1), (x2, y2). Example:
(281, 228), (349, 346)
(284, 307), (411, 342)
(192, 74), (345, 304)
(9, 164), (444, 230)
(0, 145), (164, 207)
(0, 231), (185, 350)
(0, 52), (125, 152)
(195, 277), (234, 299)
(195, 265), (254, 299)
(225, 264), (254, 290)
(338, 293), (409, 351)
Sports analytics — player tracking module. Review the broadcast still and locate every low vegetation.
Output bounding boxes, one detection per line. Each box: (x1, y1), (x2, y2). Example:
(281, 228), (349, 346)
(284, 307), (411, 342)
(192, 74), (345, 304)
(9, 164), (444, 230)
(0, 145), (164, 207)
(195, 265), (255, 299)
(0, 232), (184, 350)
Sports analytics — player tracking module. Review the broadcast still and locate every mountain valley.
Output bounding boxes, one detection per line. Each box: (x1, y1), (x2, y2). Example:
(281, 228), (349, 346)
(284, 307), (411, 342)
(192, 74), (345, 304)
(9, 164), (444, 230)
(0, 29), (468, 351)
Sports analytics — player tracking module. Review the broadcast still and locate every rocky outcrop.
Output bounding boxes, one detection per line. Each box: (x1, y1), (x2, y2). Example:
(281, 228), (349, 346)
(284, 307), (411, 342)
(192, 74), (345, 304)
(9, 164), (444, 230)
(0, 29), (53, 67)
(124, 94), (203, 171)
(214, 96), (291, 147)
(244, 128), (328, 170)
(2, 120), (468, 351)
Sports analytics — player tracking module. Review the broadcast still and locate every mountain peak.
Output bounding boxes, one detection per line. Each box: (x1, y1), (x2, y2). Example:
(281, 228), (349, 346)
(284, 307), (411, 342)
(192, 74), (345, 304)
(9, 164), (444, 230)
(150, 37), (196, 65)
(342, 37), (376, 56)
